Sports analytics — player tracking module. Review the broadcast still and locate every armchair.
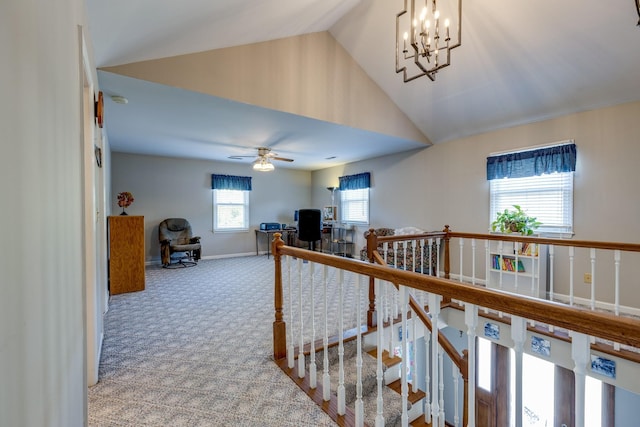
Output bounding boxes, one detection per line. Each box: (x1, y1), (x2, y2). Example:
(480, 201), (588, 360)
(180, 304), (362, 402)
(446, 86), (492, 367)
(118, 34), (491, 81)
(159, 218), (201, 268)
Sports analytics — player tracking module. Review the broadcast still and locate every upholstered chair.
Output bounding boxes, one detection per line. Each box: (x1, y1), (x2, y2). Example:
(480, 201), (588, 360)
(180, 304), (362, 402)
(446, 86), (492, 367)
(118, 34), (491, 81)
(159, 218), (201, 268)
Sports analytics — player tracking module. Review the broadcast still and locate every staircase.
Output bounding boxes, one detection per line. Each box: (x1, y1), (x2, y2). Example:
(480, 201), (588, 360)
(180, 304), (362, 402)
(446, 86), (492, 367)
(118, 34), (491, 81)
(280, 331), (432, 427)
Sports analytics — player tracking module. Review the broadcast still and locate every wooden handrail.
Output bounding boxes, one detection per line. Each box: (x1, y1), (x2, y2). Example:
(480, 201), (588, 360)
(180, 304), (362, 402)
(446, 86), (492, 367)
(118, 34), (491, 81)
(446, 229), (640, 252)
(274, 237), (640, 350)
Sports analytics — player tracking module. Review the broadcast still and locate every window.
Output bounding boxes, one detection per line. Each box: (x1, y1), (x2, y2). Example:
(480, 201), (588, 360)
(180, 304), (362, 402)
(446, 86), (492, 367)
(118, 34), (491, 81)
(490, 172), (573, 235)
(211, 174), (252, 232)
(213, 189), (249, 231)
(338, 172), (371, 225)
(487, 142), (576, 236)
(340, 188), (369, 224)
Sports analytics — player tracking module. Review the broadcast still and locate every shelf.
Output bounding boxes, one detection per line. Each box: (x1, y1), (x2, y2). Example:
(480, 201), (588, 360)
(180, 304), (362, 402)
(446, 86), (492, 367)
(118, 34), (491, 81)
(487, 240), (548, 299)
(490, 268), (537, 278)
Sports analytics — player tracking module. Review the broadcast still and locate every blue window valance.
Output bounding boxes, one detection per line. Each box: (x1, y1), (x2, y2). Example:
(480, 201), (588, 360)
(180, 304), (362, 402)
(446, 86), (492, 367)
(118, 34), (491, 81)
(211, 174), (252, 191)
(486, 143), (576, 180)
(339, 172), (371, 190)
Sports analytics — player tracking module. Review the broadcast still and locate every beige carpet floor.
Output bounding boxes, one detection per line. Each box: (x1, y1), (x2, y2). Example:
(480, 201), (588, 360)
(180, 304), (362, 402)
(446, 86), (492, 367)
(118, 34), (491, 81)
(88, 255), (368, 426)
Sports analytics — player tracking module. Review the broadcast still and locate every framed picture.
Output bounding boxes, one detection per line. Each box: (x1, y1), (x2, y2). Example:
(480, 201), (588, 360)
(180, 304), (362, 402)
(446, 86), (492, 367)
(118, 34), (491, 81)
(323, 206), (337, 221)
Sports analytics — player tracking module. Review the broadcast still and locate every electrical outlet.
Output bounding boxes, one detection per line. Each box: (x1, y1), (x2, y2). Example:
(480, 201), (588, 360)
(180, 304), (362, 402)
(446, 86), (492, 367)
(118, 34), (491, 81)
(584, 273), (592, 284)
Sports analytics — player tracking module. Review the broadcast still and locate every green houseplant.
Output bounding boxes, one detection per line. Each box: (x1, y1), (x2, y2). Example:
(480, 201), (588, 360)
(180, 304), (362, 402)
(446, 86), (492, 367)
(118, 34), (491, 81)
(491, 205), (541, 236)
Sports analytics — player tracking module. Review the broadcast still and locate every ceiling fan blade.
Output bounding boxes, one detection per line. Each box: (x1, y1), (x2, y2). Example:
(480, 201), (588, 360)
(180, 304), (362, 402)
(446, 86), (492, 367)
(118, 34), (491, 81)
(272, 157), (294, 162)
(228, 155), (256, 160)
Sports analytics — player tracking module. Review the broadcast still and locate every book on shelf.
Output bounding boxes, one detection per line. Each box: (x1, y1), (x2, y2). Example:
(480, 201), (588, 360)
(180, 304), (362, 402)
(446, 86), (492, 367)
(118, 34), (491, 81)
(492, 254), (526, 272)
(518, 242), (538, 257)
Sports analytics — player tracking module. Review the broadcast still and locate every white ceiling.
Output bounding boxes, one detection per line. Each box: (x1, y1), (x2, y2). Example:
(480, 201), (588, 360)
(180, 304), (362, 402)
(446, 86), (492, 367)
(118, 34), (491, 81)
(87, 0), (640, 170)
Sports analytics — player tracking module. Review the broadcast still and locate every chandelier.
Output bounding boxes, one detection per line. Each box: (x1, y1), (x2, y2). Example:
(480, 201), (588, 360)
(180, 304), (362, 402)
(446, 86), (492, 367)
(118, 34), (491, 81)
(396, 0), (462, 82)
(253, 156), (275, 172)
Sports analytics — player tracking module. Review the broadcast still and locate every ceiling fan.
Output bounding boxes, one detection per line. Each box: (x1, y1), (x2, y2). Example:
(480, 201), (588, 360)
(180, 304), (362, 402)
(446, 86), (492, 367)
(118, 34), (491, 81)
(229, 147), (294, 172)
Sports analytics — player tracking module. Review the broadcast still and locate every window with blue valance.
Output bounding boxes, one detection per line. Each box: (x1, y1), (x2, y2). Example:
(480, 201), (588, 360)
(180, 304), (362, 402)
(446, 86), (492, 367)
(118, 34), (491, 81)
(339, 172), (371, 190)
(211, 174), (252, 191)
(486, 143), (576, 180)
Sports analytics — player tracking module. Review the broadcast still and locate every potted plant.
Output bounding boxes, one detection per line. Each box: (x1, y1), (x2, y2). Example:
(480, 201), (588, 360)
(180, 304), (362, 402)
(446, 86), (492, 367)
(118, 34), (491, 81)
(491, 205), (541, 236)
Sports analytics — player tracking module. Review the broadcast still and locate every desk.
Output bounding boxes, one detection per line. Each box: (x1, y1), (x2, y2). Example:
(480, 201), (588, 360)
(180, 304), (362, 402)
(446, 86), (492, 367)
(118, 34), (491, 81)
(255, 229), (295, 258)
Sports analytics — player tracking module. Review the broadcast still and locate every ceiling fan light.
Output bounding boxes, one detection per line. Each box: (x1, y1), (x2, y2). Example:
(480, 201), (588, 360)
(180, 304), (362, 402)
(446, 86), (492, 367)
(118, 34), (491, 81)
(253, 159), (274, 172)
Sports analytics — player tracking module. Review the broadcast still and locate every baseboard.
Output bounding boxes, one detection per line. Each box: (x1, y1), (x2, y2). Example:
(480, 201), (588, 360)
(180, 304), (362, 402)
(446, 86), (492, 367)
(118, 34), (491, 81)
(145, 252), (261, 266)
(552, 293), (640, 317)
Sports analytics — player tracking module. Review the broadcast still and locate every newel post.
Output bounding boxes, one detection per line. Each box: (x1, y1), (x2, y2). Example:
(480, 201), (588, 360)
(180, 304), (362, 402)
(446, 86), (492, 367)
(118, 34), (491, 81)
(443, 225), (451, 279)
(272, 233), (287, 360)
(366, 228), (378, 327)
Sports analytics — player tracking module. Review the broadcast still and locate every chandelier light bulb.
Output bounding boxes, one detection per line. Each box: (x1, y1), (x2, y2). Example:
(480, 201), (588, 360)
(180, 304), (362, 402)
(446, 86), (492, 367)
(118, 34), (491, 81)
(396, 0), (462, 81)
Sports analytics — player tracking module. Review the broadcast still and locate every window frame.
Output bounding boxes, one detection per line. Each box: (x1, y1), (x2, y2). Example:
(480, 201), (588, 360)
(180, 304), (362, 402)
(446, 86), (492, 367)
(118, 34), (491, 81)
(489, 171), (574, 237)
(340, 187), (370, 225)
(213, 189), (250, 232)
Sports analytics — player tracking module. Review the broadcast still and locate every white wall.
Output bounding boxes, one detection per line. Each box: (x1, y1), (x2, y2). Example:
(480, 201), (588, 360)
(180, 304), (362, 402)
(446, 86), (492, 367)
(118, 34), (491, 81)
(110, 152), (312, 262)
(312, 101), (640, 301)
(1, 0), (90, 425)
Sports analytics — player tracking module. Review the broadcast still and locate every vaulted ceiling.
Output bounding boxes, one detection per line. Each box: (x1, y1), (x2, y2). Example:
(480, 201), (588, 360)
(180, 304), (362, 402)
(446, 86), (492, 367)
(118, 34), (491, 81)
(87, 0), (640, 170)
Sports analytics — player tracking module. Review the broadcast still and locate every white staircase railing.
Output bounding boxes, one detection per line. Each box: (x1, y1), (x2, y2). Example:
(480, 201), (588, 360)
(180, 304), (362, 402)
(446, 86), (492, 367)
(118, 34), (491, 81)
(272, 229), (640, 427)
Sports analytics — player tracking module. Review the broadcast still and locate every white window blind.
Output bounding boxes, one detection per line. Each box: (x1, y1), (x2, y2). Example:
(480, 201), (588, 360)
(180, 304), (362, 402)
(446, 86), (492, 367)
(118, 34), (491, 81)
(489, 172), (573, 235)
(340, 188), (369, 225)
(213, 189), (249, 231)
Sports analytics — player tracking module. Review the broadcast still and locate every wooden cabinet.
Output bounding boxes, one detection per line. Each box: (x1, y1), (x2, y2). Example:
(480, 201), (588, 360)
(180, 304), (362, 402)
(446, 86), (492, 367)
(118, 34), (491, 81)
(108, 216), (145, 295)
(487, 239), (548, 299)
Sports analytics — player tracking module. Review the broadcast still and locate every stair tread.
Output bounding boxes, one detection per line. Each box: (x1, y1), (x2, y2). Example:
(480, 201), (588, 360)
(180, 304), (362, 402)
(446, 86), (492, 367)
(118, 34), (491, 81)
(386, 379), (426, 404)
(409, 416), (433, 427)
(366, 348), (403, 367)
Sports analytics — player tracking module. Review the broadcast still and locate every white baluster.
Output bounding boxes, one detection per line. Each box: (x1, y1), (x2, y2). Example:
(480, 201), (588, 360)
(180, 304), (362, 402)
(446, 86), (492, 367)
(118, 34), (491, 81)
(549, 244), (555, 300)
(465, 304), (478, 427)
(614, 250), (621, 316)
(459, 238), (464, 282)
(498, 241), (504, 290)
(375, 279), (385, 427)
(355, 275), (364, 427)
(614, 250), (621, 351)
(452, 362), (460, 427)
(403, 240), (408, 271)
(471, 238), (477, 285)
(571, 332), (590, 427)
(590, 248), (596, 310)
(287, 256), (295, 369)
(412, 308), (418, 393)
(389, 285), (397, 355)
(401, 286), (409, 426)
(297, 258), (305, 377)
(383, 241), (389, 265)
(569, 246), (575, 306)
(337, 269), (345, 415)
(323, 265), (331, 401)
(484, 240), (490, 314)
(420, 238), (425, 274)
(436, 237), (441, 278)
(514, 242), (519, 291)
(309, 262), (317, 388)
(511, 316), (526, 427)
(424, 323), (432, 425)
(429, 293), (441, 426)
(428, 238), (434, 276)
(393, 241), (399, 269)
(412, 239), (417, 273)
(438, 348), (445, 427)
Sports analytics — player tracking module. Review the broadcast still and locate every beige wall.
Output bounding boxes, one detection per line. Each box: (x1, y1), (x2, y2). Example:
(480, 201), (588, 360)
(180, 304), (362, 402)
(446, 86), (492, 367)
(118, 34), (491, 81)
(312, 100), (640, 304)
(111, 153), (311, 261)
(1, 0), (90, 425)
(103, 32), (430, 146)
